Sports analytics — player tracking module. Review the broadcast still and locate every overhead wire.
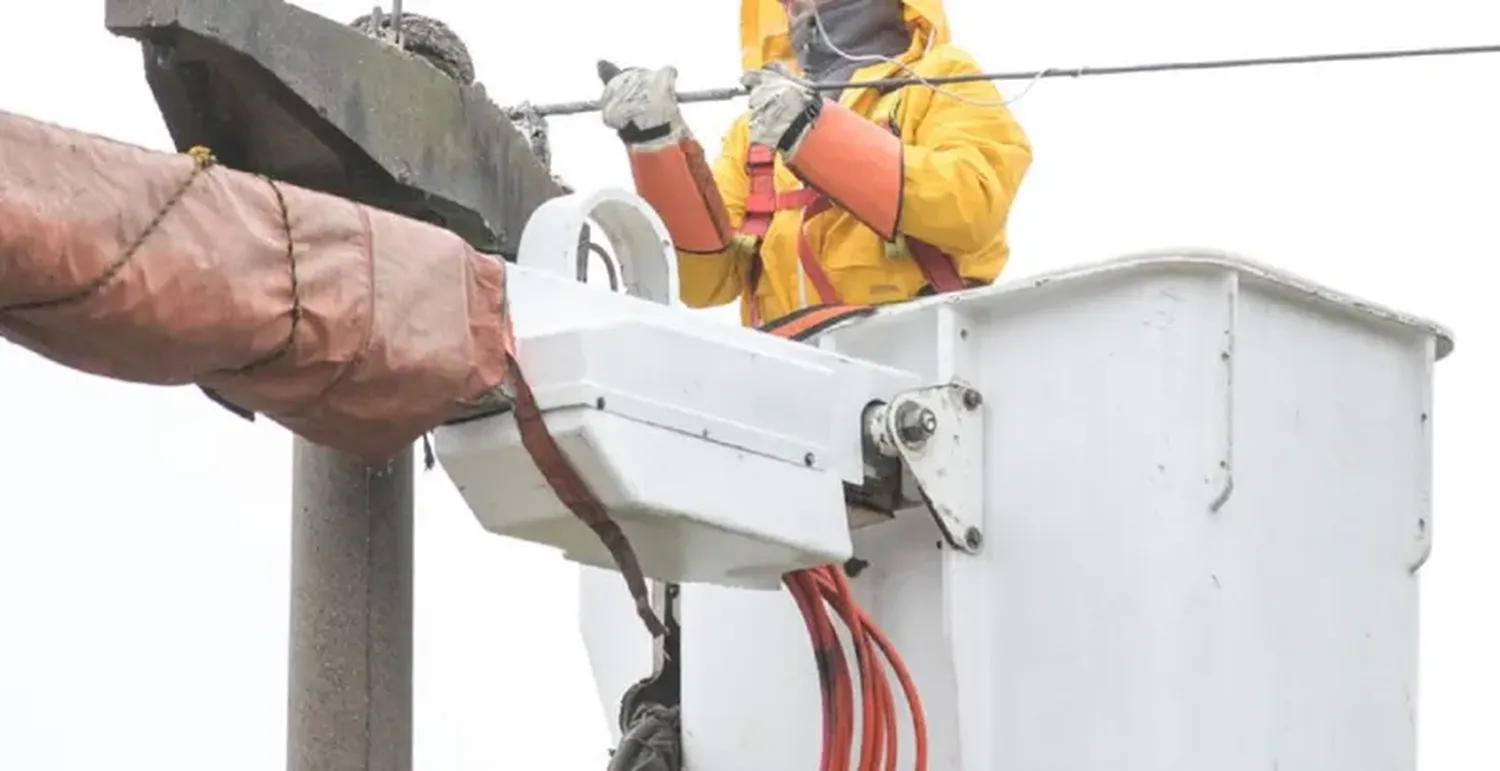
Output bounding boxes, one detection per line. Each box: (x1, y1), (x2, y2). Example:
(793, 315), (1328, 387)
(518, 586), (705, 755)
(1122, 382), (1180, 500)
(507, 42), (1500, 118)
(805, 0), (1034, 107)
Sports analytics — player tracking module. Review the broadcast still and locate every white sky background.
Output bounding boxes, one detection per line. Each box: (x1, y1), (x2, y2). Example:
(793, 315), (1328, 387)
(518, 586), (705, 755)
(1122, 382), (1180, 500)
(1, 0), (1496, 768)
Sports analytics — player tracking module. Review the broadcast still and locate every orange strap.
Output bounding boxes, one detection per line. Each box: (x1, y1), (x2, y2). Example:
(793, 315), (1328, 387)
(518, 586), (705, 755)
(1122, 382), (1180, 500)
(506, 348), (667, 638)
(757, 303), (877, 341)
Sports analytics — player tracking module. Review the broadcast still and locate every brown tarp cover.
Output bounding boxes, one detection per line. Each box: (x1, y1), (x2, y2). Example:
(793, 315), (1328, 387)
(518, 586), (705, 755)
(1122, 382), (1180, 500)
(0, 109), (513, 461)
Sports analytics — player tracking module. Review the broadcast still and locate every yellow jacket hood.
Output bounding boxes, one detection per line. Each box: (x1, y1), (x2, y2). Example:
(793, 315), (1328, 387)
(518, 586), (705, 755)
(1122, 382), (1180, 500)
(738, 0), (951, 72)
(672, 0), (1030, 327)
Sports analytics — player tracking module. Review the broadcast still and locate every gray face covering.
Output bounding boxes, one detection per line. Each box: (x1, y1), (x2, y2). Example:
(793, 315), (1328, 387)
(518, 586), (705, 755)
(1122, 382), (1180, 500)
(788, 0), (912, 85)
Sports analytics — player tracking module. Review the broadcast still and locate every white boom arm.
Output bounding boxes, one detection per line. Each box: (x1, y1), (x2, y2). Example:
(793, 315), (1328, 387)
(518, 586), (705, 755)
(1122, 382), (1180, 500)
(437, 188), (919, 588)
(436, 188), (1453, 771)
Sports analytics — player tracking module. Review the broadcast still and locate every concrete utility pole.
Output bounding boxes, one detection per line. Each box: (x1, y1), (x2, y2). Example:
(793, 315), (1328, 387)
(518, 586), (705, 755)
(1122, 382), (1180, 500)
(104, 2), (565, 768)
(288, 443), (415, 770)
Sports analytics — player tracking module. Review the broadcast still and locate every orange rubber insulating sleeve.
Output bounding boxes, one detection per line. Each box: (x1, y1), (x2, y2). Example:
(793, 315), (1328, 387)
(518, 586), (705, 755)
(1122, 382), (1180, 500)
(786, 101), (903, 241)
(627, 139), (734, 254)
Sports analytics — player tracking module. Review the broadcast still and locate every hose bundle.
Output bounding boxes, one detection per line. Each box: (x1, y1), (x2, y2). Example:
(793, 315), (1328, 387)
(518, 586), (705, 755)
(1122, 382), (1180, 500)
(785, 564), (928, 771)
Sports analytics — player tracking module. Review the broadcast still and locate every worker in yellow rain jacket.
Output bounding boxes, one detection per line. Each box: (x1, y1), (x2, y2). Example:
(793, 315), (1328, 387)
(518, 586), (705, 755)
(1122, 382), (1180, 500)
(598, 0), (1032, 327)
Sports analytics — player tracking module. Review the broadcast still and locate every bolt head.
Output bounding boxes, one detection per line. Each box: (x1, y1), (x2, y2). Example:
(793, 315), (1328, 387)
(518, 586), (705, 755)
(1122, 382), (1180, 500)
(962, 389), (984, 410)
(963, 527), (984, 550)
(894, 401), (937, 445)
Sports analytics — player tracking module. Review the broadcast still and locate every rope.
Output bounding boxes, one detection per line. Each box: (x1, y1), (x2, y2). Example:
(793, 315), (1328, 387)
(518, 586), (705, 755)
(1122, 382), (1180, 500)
(0, 145), (219, 316)
(508, 41), (1500, 118)
(232, 174), (303, 375)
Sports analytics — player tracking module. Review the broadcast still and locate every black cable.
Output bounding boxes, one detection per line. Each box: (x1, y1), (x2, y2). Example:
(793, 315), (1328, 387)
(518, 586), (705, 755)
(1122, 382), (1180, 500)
(510, 42), (1500, 117)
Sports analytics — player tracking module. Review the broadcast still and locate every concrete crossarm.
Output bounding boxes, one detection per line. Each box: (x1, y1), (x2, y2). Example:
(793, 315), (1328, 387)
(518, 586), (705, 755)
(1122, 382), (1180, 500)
(104, 0), (566, 257)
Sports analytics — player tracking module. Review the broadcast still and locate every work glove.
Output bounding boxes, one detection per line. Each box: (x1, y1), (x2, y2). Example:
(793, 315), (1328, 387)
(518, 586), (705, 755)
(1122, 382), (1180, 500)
(742, 63), (821, 156)
(599, 61), (688, 150)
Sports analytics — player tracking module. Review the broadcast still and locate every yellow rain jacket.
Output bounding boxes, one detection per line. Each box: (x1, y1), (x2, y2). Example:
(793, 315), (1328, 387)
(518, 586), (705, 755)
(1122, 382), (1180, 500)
(678, 0), (1032, 325)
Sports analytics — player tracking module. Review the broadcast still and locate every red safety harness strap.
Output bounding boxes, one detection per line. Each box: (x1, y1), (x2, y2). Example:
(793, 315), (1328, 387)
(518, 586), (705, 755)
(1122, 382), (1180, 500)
(742, 144), (820, 237)
(739, 142), (971, 328)
(906, 238), (967, 294)
(744, 143), (823, 327)
(795, 197), (841, 307)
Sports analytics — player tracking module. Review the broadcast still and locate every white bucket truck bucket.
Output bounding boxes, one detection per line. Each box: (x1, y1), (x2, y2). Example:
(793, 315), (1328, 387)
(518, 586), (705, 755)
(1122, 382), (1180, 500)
(674, 250), (1451, 771)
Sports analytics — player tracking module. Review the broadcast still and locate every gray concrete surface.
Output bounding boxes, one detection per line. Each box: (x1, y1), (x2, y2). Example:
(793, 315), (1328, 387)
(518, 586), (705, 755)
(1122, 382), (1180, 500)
(105, 0), (566, 257)
(288, 441), (414, 771)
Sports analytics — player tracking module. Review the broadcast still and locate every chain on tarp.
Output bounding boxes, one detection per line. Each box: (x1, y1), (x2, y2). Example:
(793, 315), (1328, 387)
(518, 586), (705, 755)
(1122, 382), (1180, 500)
(0, 142), (306, 420)
(0, 145), (218, 316)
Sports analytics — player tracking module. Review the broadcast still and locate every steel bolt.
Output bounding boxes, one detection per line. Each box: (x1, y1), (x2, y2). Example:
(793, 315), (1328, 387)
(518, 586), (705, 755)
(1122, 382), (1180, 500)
(964, 527), (984, 550)
(895, 402), (938, 445)
(962, 389), (984, 410)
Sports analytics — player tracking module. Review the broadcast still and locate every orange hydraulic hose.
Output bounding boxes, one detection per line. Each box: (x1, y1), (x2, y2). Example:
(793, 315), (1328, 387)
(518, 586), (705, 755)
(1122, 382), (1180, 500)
(812, 568), (887, 771)
(819, 569), (880, 766)
(862, 599), (928, 771)
(786, 573), (834, 770)
(828, 571), (886, 770)
(788, 569), (855, 770)
(787, 563), (928, 771)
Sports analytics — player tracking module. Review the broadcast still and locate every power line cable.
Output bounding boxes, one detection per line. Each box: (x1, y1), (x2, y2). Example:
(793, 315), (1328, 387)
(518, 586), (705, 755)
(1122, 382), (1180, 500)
(506, 42), (1500, 118)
